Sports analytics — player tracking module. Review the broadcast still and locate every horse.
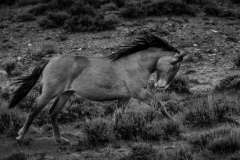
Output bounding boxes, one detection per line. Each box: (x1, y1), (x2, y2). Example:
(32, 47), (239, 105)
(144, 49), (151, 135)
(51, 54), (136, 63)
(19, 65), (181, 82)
(9, 34), (187, 145)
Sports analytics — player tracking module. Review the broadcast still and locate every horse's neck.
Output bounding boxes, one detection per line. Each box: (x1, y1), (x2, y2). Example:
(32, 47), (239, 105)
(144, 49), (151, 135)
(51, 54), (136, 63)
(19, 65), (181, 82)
(115, 48), (168, 78)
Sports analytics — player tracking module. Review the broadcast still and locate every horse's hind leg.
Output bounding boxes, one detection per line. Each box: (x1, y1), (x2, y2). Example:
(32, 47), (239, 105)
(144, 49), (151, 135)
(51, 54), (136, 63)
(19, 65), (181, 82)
(17, 94), (56, 142)
(49, 91), (74, 145)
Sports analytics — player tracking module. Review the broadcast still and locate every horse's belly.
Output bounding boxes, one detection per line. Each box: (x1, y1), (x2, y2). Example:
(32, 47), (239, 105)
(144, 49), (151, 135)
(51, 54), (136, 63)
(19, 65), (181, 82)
(72, 79), (130, 101)
(75, 87), (130, 101)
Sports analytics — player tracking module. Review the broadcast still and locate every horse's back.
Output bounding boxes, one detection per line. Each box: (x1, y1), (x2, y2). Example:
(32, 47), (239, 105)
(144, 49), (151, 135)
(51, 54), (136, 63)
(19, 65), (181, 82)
(41, 55), (130, 101)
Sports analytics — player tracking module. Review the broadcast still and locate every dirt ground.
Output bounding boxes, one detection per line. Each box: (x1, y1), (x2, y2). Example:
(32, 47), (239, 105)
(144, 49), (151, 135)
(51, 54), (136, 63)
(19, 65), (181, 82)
(1, 5), (240, 160)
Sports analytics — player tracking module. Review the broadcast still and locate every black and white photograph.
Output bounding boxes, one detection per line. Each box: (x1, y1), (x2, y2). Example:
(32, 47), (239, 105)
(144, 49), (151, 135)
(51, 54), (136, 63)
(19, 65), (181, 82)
(0, 0), (240, 159)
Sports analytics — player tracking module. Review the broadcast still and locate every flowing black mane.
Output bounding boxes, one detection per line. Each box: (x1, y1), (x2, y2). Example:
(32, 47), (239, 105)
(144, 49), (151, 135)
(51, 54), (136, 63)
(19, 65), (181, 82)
(108, 34), (179, 61)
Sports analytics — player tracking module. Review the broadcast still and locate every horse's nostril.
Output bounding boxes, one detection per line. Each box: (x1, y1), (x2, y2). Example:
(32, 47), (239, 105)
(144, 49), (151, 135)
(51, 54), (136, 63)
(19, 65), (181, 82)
(156, 86), (165, 91)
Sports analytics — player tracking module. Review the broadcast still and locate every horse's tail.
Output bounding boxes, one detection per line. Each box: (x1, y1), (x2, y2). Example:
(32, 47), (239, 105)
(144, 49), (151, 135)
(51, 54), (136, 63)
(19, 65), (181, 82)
(8, 59), (50, 109)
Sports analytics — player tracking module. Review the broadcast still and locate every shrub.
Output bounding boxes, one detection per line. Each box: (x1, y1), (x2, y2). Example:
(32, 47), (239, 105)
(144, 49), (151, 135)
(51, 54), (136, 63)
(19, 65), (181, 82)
(215, 75), (240, 91)
(120, 2), (146, 18)
(38, 16), (55, 28)
(0, 0), (17, 5)
(0, 102), (26, 136)
(15, 13), (36, 22)
(114, 106), (181, 141)
(120, 143), (157, 160)
(230, 0), (240, 3)
(3, 152), (27, 160)
(58, 34), (68, 41)
(165, 77), (190, 94)
(49, 0), (74, 10)
(64, 14), (116, 32)
(101, 3), (118, 11)
(57, 96), (106, 123)
(69, 1), (95, 16)
(145, 1), (196, 16)
(183, 0), (215, 6)
(83, 118), (115, 145)
(204, 5), (223, 16)
(81, 0), (101, 8)
(17, 0), (41, 6)
(38, 11), (70, 28)
(111, 0), (126, 7)
(41, 41), (57, 54)
(2, 59), (17, 75)
(233, 55), (240, 67)
(28, 3), (49, 16)
(0, 86), (11, 101)
(164, 100), (183, 115)
(104, 13), (119, 25)
(183, 95), (238, 128)
(207, 132), (240, 155)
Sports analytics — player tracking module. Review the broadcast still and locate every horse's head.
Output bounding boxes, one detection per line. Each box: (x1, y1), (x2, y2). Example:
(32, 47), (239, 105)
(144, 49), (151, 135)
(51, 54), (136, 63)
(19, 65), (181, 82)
(155, 51), (188, 90)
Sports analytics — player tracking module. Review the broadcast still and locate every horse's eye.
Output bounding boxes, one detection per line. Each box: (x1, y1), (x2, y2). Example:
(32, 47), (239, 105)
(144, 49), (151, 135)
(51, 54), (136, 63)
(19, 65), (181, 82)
(172, 65), (177, 70)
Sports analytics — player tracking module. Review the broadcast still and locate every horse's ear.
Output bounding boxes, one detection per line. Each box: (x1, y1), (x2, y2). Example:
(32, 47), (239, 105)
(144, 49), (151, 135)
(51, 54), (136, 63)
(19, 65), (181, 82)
(171, 51), (188, 64)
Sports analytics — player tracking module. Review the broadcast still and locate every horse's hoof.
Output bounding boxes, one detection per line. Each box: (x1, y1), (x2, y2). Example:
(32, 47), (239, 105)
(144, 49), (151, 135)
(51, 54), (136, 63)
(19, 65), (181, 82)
(16, 136), (23, 145)
(55, 137), (70, 145)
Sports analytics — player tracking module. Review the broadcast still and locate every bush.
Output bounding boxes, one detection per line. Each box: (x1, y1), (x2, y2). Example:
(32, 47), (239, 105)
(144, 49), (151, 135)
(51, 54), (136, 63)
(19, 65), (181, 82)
(57, 96), (106, 123)
(165, 77), (191, 94)
(183, 95), (238, 128)
(207, 132), (240, 155)
(2, 59), (17, 75)
(183, 0), (215, 6)
(38, 11), (70, 28)
(0, 86), (11, 101)
(17, 0), (41, 6)
(15, 13), (36, 22)
(215, 75), (240, 91)
(230, 0), (240, 4)
(114, 106), (181, 141)
(120, 143), (157, 160)
(64, 14), (116, 32)
(101, 2), (118, 11)
(0, 102), (26, 136)
(111, 0), (126, 7)
(145, 1), (196, 16)
(204, 5), (223, 16)
(120, 2), (146, 18)
(69, 1), (95, 16)
(81, 0), (101, 8)
(83, 118), (115, 145)
(41, 41), (57, 54)
(3, 153), (27, 160)
(234, 55), (240, 67)
(28, 3), (50, 16)
(0, 0), (17, 5)
(49, 0), (74, 10)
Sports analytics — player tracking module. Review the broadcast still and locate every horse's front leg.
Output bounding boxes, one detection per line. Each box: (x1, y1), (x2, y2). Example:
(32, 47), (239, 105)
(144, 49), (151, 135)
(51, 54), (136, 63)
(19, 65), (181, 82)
(137, 89), (175, 121)
(113, 98), (130, 124)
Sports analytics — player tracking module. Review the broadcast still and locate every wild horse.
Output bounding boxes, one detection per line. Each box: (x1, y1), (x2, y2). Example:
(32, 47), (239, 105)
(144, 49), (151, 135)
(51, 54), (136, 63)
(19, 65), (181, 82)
(9, 34), (187, 144)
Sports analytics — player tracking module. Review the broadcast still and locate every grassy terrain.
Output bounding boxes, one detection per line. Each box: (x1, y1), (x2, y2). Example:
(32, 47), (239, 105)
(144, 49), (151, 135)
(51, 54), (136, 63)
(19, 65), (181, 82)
(1, 0), (240, 159)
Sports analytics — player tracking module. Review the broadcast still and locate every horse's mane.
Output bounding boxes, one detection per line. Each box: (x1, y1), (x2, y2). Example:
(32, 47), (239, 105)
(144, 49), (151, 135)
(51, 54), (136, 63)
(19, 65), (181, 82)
(108, 34), (179, 61)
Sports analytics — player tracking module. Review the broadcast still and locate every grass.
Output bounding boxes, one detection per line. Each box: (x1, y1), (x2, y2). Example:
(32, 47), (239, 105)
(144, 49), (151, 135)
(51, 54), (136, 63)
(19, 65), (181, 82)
(187, 126), (240, 159)
(82, 117), (115, 145)
(0, 101), (26, 136)
(120, 142), (158, 160)
(2, 59), (17, 75)
(15, 13), (36, 22)
(165, 76), (191, 94)
(182, 93), (240, 128)
(215, 75), (240, 91)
